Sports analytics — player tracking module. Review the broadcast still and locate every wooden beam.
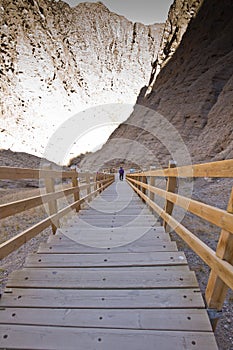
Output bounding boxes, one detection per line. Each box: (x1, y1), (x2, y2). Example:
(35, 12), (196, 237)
(44, 167), (59, 234)
(72, 174), (80, 212)
(149, 175), (155, 203)
(128, 159), (233, 178)
(86, 173), (91, 202)
(0, 166), (76, 180)
(0, 217), (52, 259)
(205, 188), (233, 318)
(163, 161), (177, 230)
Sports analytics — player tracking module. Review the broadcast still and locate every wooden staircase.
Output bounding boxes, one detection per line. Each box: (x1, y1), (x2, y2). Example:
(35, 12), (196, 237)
(0, 179), (218, 349)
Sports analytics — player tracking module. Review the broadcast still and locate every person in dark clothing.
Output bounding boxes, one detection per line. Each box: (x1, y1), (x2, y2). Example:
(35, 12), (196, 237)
(119, 166), (124, 181)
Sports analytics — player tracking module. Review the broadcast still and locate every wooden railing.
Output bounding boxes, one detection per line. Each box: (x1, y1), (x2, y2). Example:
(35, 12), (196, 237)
(0, 166), (114, 259)
(126, 159), (233, 328)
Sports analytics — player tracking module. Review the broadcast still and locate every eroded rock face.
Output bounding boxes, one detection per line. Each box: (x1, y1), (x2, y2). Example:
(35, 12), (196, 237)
(0, 0), (163, 158)
(81, 0), (233, 171)
(146, 0), (203, 95)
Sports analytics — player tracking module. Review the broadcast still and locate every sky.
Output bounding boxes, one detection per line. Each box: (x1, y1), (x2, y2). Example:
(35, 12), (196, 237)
(63, 0), (174, 24)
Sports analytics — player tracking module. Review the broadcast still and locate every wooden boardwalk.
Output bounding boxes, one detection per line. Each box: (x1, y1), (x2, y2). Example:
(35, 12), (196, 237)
(0, 180), (218, 349)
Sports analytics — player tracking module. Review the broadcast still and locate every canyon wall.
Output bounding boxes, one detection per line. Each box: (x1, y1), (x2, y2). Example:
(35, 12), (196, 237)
(0, 0), (163, 158)
(80, 0), (233, 170)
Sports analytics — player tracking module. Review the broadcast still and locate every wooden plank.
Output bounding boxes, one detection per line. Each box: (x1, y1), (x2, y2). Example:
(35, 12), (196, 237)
(163, 161), (177, 230)
(72, 175), (80, 212)
(129, 159), (233, 178)
(24, 251), (187, 268)
(0, 325), (218, 350)
(6, 267), (198, 289)
(38, 240), (178, 253)
(80, 208), (151, 215)
(0, 216), (52, 260)
(78, 214), (156, 219)
(45, 233), (172, 249)
(128, 180), (233, 291)
(0, 308), (212, 331)
(44, 165), (59, 234)
(68, 218), (158, 228)
(0, 288), (205, 309)
(0, 166), (75, 180)
(47, 228), (171, 244)
(206, 188), (233, 313)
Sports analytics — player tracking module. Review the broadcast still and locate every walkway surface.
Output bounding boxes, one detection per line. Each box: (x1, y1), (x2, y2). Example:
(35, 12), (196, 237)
(0, 180), (218, 349)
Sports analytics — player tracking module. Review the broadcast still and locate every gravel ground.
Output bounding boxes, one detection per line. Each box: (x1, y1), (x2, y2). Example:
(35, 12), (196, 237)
(0, 177), (233, 349)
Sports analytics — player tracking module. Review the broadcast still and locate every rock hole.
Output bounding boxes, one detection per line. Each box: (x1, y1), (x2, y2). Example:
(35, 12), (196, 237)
(183, 295), (187, 299)
(98, 338), (102, 342)
(187, 316), (191, 320)
(180, 277), (184, 281)
(38, 259), (42, 262)
(18, 296), (22, 299)
(192, 341), (196, 345)
(101, 298), (105, 301)
(104, 259), (108, 262)
(24, 277), (28, 280)
(99, 316), (103, 320)
(3, 334), (8, 339)
(12, 313), (16, 317)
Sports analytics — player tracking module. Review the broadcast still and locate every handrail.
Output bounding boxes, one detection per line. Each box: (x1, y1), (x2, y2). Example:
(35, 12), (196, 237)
(0, 166), (75, 180)
(128, 178), (233, 234)
(0, 166), (114, 259)
(131, 159), (233, 178)
(126, 159), (233, 328)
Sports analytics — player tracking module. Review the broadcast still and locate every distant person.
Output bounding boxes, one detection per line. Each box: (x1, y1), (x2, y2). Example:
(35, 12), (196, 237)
(119, 166), (124, 181)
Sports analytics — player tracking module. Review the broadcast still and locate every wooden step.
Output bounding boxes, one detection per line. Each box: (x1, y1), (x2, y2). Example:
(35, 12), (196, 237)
(0, 325), (218, 350)
(24, 251), (187, 268)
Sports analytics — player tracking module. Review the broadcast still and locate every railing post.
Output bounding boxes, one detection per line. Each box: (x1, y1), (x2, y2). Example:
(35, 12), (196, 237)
(149, 174), (155, 212)
(94, 173), (97, 193)
(98, 173), (102, 193)
(141, 174), (147, 203)
(86, 173), (91, 201)
(44, 165), (59, 234)
(138, 175), (142, 192)
(72, 172), (80, 212)
(205, 187), (233, 329)
(163, 160), (177, 231)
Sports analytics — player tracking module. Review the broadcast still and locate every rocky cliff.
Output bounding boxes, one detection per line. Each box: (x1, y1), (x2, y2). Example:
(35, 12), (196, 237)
(80, 0), (233, 170)
(146, 0), (203, 95)
(0, 0), (163, 158)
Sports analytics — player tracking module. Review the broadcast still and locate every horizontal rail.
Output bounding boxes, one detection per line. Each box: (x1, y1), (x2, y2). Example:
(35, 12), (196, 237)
(128, 159), (233, 178)
(0, 187), (79, 220)
(0, 166), (76, 180)
(127, 180), (233, 291)
(128, 178), (233, 234)
(0, 178), (114, 259)
(0, 169), (111, 220)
